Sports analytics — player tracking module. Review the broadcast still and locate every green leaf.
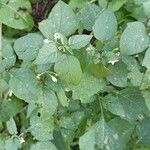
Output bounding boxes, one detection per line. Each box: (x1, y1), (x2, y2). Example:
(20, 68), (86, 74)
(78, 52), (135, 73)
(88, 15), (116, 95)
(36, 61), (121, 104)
(68, 34), (92, 49)
(69, 0), (89, 9)
(108, 0), (127, 11)
(142, 91), (150, 111)
(5, 138), (21, 150)
(9, 68), (41, 103)
(140, 70), (150, 90)
(128, 70), (143, 87)
(122, 55), (140, 71)
(6, 118), (17, 135)
(54, 55), (82, 85)
(30, 141), (57, 150)
(57, 88), (69, 107)
(79, 3), (102, 31)
(79, 119), (123, 150)
(34, 42), (58, 65)
(136, 117), (150, 146)
(107, 61), (128, 87)
(142, 47), (150, 69)
(0, 79), (9, 94)
(98, 0), (108, 9)
(87, 63), (111, 78)
(93, 10), (117, 41)
(39, 0), (78, 39)
(0, 135), (8, 150)
(108, 117), (134, 147)
(0, 97), (23, 122)
(14, 33), (43, 61)
(30, 112), (54, 141)
(71, 73), (106, 103)
(0, 0), (34, 30)
(39, 87), (58, 116)
(60, 111), (86, 144)
(2, 39), (16, 69)
(103, 88), (149, 122)
(120, 22), (149, 55)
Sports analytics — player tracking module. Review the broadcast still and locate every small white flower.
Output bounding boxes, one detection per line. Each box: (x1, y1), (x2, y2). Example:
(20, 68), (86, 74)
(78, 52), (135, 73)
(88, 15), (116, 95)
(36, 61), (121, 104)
(8, 90), (13, 97)
(115, 52), (120, 57)
(44, 39), (50, 43)
(108, 59), (119, 65)
(54, 33), (61, 40)
(65, 88), (70, 92)
(36, 74), (41, 80)
(51, 75), (58, 82)
(19, 137), (25, 144)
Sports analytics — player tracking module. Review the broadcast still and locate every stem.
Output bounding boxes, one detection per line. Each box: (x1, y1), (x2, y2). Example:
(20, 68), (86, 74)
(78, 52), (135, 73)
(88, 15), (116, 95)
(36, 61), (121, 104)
(0, 23), (2, 99)
(98, 95), (104, 120)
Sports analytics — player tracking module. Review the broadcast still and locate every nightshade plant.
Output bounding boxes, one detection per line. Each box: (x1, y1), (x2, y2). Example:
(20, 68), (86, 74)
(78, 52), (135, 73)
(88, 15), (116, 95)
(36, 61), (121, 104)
(0, 0), (150, 149)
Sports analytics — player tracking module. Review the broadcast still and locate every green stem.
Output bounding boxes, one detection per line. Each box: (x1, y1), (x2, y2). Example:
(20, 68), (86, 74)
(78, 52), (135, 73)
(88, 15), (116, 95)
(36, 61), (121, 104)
(0, 23), (2, 99)
(98, 95), (104, 120)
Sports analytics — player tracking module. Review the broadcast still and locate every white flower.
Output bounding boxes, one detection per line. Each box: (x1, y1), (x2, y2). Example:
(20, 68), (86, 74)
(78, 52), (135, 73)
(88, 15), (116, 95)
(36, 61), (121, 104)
(8, 90), (13, 97)
(108, 60), (119, 65)
(44, 39), (50, 43)
(19, 137), (25, 144)
(54, 33), (61, 40)
(51, 75), (58, 82)
(108, 59), (119, 65)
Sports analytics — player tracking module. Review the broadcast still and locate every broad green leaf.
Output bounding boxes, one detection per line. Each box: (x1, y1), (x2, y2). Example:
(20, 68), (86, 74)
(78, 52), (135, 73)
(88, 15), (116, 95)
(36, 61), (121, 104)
(9, 68), (41, 103)
(107, 61), (128, 87)
(2, 39), (16, 69)
(5, 138), (21, 150)
(68, 34), (92, 49)
(79, 119), (123, 150)
(69, 0), (89, 9)
(39, 87), (58, 116)
(6, 118), (17, 135)
(87, 63), (110, 78)
(120, 22), (149, 55)
(52, 130), (66, 150)
(98, 0), (108, 8)
(128, 70), (143, 87)
(136, 117), (150, 146)
(39, 0), (78, 39)
(142, 91), (150, 111)
(142, 47), (150, 69)
(93, 10), (117, 41)
(73, 48), (93, 71)
(103, 88), (149, 122)
(30, 141), (57, 150)
(14, 33), (43, 61)
(54, 55), (82, 85)
(122, 55), (140, 71)
(71, 73), (106, 103)
(0, 79), (9, 94)
(0, 97), (23, 122)
(143, 1), (150, 17)
(79, 3), (102, 31)
(27, 103), (37, 118)
(0, 0), (34, 30)
(30, 112), (54, 141)
(140, 70), (150, 90)
(57, 88), (69, 107)
(108, 117), (134, 146)
(108, 0), (127, 11)
(34, 42), (58, 65)
(0, 135), (8, 150)
(60, 111), (86, 144)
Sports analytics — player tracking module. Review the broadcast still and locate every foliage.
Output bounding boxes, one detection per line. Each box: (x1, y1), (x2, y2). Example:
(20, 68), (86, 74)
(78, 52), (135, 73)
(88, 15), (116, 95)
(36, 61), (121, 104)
(0, 0), (150, 149)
